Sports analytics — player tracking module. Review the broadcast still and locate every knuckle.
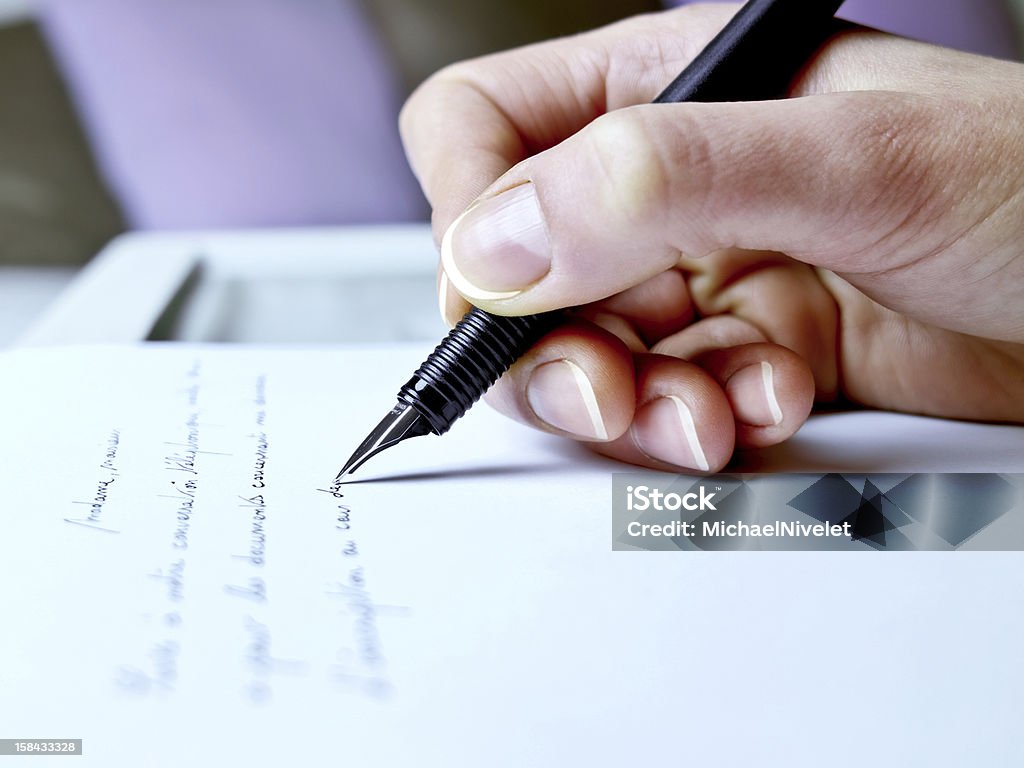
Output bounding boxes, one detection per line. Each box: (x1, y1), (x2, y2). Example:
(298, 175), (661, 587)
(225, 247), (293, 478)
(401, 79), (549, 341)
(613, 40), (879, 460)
(584, 108), (673, 231)
(396, 96), (418, 145)
(399, 61), (469, 141)
(397, 77), (434, 145)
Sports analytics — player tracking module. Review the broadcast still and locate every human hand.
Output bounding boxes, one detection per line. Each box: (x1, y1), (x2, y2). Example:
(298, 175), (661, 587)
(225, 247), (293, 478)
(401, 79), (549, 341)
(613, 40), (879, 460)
(400, 3), (1024, 472)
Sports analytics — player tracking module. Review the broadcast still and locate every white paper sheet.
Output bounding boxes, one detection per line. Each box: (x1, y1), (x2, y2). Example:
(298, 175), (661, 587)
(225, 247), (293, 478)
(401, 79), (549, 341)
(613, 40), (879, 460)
(1, 345), (1022, 767)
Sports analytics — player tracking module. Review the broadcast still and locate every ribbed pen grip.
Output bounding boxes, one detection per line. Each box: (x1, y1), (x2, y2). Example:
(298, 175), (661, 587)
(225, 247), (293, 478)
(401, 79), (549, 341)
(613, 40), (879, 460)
(398, 307), (560, 435)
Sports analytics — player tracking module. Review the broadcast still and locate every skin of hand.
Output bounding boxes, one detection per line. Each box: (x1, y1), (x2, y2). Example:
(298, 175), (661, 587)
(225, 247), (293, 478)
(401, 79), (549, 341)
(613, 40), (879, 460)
(399, 2), (1024, 473)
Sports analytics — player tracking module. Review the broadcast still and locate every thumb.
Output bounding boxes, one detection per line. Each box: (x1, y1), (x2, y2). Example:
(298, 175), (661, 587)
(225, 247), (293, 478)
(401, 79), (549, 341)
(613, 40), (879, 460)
(440, 90), (1004, 330)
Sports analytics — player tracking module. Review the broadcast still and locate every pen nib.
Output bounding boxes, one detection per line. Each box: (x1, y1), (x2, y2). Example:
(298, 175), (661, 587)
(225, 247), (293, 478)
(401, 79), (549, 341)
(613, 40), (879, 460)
(334, 402), (433, 481)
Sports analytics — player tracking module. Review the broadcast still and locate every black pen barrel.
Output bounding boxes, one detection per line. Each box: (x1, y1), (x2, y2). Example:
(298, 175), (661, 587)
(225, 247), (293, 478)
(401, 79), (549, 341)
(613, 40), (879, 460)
(654, 0), (846, 104)
(398, 308), (561, 434)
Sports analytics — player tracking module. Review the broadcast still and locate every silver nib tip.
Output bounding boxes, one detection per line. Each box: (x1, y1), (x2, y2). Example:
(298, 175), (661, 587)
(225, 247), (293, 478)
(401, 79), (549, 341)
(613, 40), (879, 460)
(334, 402), (432, 481)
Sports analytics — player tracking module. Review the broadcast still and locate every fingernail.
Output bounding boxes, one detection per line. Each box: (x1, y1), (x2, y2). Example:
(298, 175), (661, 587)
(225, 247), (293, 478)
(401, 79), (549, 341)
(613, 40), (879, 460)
(441, 182), (552, 301)
(630, 396), (709, 471)
(726, 362), (783, 426)
(526, 360), (608, 440)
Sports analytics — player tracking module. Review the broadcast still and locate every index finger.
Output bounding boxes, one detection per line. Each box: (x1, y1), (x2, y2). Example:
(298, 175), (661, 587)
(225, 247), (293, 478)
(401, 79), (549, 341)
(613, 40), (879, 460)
(399, 5), (739, 239)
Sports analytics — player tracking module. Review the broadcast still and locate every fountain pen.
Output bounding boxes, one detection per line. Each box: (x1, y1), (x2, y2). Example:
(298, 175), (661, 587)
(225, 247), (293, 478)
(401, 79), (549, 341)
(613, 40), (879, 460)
(335, 0), (847, 480)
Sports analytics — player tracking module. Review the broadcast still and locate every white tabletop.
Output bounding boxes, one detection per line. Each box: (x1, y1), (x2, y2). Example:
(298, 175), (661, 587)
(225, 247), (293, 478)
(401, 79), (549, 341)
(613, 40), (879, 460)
(15, 224), (443, 347)
(0, 265), (77, 348)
